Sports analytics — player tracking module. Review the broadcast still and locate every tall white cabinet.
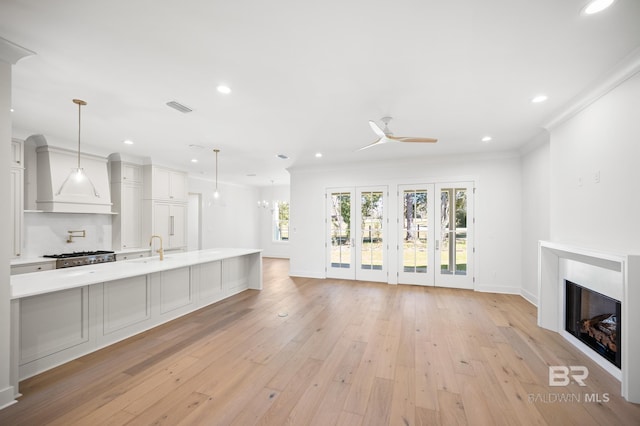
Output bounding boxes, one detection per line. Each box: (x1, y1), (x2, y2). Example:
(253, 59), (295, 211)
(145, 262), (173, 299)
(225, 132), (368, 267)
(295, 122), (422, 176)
(143, 165), (188, 254)
(109, 154), (144, 250)
(10, 139), (23, 258)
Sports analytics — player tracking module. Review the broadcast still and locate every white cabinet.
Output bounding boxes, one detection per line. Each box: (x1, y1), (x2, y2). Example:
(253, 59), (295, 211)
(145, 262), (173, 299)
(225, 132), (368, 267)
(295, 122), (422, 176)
(152, 202), (186, 251)
(159, 267), (192, 314)
(120, 183), (143, 249)
(142, 164), (188, 253)
(110, 157), (144, 250)
(11, 169), (23, 258)
(10, 139), (24, 258)
(194, 261), (223, 306)
(17, 286), (92, 378)
(11, 139), (23, 166)
(122, 163), (143, 183)
(148, 166), (187, 202)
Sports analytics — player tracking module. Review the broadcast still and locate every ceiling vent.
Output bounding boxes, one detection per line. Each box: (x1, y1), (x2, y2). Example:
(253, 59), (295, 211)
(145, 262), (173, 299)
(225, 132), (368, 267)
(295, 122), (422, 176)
(166, 101), (193, 113)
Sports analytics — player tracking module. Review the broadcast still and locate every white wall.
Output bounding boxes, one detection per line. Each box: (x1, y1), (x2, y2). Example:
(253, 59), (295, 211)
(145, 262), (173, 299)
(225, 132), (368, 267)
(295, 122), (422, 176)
(550, 72), (640, 253)
(520, 135), (551, 305)
(187, 176), (260, 250)
(289, 152), (523, 293)
(258, 184), (290, 258)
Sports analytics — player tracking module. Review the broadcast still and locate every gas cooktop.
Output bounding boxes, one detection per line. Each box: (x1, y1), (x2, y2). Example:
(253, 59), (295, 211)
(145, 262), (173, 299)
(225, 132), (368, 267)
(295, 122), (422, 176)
(43, 250), (115, 259)
(43, 251), (117, 268)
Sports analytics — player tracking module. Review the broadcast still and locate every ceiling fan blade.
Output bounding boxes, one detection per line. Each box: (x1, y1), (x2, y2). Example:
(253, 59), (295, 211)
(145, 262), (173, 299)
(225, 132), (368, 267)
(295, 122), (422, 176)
(368, 120), (387, 139)
(388, 135), (438, 143)
(357, 137), (387, 151)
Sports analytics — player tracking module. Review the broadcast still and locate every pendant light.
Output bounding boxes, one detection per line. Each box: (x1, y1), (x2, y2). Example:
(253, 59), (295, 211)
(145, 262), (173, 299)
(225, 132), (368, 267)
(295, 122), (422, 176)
(213, 149), (220, 198)
(56, 99), (100, 197)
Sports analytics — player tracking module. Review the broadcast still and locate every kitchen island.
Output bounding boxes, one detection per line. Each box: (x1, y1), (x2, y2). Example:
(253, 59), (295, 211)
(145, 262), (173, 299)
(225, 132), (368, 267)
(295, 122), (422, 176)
(10, 248), (262, 392)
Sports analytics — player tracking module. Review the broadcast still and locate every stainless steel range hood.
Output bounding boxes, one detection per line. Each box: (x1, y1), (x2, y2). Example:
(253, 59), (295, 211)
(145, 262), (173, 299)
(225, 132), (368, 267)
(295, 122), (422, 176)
(27, 134), (113, 214)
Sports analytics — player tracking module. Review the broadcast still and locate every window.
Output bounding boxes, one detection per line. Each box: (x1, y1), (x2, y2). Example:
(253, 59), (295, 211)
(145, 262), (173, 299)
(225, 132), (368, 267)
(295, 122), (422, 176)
(273, 201), (289, 241)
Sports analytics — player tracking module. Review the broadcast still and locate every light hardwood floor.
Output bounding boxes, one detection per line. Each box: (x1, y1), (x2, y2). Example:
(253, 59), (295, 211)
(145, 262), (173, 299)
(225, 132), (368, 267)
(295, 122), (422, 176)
(1, 258), (639, 425)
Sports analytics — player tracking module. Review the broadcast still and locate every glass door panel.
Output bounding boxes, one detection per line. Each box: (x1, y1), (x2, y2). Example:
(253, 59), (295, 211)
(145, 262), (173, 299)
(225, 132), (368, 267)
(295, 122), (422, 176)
(327, 189), (355, 279)
(398, 186), (434, 286)
(355, 187), (387, 282)
(358, 190), (383, 269)
(436, 183), (473, 289)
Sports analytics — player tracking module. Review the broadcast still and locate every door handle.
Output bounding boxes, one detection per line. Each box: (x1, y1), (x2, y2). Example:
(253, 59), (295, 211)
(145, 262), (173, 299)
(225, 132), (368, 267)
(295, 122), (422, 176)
(435, 240), (439, 251)
(170, 215), (175, 236)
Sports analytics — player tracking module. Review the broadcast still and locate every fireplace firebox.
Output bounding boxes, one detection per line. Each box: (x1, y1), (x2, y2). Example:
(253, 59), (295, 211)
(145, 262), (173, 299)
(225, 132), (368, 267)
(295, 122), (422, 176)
(565, 280), (621, 368)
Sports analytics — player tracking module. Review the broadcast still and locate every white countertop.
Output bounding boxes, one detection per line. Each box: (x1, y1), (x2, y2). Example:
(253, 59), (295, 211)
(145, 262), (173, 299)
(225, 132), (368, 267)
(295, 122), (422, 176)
(11, 248), (262, 300)
(10, 257), (57, 267)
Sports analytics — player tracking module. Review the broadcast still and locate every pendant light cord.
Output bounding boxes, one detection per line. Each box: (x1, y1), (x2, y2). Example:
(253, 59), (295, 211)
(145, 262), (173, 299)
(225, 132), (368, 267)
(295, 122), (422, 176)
(213, 149), (220, 192)
(77, 101), (81, 169)
(72, 99), (87, 170)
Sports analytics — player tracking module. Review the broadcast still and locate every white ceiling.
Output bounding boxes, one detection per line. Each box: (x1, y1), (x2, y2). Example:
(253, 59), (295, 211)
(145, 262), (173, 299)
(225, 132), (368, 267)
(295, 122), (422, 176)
(2, 0), (639, 186)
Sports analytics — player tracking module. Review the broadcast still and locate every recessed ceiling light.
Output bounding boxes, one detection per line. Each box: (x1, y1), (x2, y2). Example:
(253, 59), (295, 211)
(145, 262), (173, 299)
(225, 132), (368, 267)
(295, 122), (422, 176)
(191, 158), (198, 163)
(315, 153), (323, 158)
(583, 0), (615, 15)
(481, 136), (492, 142)
(217, 85), (231, 94)
(531, 94), (548, 103)
(123, 139), (134, 145)
(276, 154), (289, 160)
(10, 108), (14, 112)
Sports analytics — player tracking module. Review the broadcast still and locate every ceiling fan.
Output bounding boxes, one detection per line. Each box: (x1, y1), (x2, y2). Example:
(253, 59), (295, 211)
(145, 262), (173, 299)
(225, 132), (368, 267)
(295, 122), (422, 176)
(359, 116), (438, 150)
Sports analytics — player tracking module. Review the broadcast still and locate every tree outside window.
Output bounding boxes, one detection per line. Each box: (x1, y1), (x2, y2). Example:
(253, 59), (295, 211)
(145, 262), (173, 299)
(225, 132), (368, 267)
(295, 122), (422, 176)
(273, 201), (289, 241)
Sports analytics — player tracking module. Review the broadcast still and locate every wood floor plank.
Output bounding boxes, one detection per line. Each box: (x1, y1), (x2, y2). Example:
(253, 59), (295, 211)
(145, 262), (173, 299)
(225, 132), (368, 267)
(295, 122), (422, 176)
(342, 318), (389, 415)
(414, 339), (439, 411)
(2, 258), (640, 425)
(362, 377), (394, 426)
(389, 364), (416, 426)
(437, 389), (467, 425)
(258, 358), (323, 425)
(336, 410), (364, 426)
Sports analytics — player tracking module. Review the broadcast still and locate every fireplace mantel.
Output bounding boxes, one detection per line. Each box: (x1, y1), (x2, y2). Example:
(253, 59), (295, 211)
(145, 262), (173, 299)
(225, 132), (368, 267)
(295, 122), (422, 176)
(538, 241), (640, 403)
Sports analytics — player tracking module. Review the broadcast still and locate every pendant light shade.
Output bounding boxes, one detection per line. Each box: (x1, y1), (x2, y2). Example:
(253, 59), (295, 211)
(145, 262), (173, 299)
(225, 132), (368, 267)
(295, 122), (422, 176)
(213, 149), (220, 199)
(56, 99), (100, 197)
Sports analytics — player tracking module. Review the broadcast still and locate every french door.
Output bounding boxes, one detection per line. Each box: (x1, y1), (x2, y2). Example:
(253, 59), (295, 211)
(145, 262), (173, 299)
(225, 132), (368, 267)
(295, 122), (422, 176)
(398, 182), (474, 289)
(326, 187), (388, 282)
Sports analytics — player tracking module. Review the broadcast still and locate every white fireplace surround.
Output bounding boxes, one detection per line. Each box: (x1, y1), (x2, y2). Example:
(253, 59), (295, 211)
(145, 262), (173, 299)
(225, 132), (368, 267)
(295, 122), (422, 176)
(538, 241), (640, 403)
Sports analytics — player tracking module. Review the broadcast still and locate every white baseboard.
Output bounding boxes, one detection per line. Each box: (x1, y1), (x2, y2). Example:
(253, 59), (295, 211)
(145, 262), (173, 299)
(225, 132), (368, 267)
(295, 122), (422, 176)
(475, 284), (521, 295)
(288, 269), (325, 279)
(520, 288), (538, 306)
(0, 385), (17, 410)
(261, 254), (290, 259)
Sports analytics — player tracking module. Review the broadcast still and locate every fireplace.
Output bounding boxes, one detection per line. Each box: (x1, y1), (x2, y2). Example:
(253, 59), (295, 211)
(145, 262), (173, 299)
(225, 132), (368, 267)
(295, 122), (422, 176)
(565, 280), (621, 368)
(538, 241), (640, 403)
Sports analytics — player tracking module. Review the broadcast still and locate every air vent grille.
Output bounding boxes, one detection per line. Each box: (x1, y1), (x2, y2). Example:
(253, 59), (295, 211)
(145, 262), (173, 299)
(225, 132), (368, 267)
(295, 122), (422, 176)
(166, 101), (193, 113)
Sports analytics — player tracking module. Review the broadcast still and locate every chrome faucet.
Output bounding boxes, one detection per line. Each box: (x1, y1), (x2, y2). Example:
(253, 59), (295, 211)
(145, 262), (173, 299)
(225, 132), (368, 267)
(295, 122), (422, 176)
(149, 235), (164, 260)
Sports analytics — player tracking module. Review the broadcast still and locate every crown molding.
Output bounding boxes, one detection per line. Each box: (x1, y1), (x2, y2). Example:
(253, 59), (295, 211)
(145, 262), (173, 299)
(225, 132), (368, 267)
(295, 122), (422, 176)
(0, 37), (35, 65)
(543, 47), (640, 131)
